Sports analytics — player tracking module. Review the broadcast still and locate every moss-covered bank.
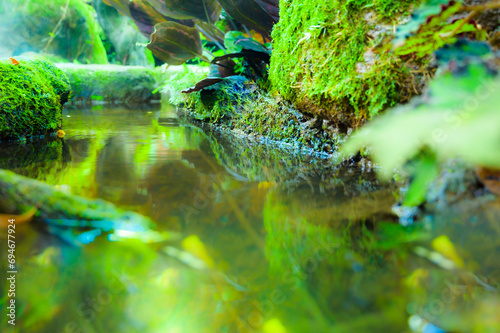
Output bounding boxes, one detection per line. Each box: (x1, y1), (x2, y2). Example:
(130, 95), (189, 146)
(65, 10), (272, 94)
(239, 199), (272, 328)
(0, 58), (71, 141)
(174, 79), (345, 154)
(58, 64), (159, 104)
(269, 0), (425, 127)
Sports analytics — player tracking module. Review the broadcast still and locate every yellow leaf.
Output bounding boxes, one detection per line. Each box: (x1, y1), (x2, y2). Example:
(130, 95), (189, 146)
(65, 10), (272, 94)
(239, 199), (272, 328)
(182, 235), (215, 268)
(431, 235), (464, 268)
(406, 268), (429, 287)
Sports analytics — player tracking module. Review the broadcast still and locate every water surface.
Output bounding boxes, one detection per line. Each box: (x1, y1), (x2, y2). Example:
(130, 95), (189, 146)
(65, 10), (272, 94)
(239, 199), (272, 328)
(1, 106), (499, 333)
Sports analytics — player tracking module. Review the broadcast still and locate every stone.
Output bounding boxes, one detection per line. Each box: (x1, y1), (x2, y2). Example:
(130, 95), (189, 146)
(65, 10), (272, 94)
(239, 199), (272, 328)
(0, 57), (71, 141)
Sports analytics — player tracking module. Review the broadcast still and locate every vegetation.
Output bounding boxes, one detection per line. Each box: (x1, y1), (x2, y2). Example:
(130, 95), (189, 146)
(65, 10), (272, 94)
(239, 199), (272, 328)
(270, 0), (422, 126)
(0, 57), (71, 141)
(59, 63), (159, 104)
(343, 0), (500, 206)
(1, 0), (500, 332)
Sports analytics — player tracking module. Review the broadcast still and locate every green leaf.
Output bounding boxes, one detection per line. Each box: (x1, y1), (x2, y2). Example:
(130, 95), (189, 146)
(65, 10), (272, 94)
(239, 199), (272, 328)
(224, 31), (245, 53)
(404, 152), (439, 206)
(147, 22), (205, 65)
(342, 64), (500, 178)
(146, 0), (222, 23)
(224, 31), (270, 54)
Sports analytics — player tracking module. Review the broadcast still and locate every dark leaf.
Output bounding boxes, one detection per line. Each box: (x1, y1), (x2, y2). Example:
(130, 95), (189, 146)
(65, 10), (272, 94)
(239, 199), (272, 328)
(217, 0), (279, 38)
(213, 50), (270, 64)
(147, 0), (222, 23)
(216, 59), (237, 77)
(255, 0), (279, 21)
(183, 74), (248, 93)
(182, 78), (224, 93)
(196, 20), (225, 44)
(129, 0), (195, 38)
(147, 22), (204, 65)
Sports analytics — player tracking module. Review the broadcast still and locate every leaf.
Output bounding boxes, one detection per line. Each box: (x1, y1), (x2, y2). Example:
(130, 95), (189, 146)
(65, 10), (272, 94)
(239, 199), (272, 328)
(218, 0), (279, 38)
(129, 0), (195, 38)
(196, 20), (225, 43)
(431, 235), (465, 268)
(181, 235), (215, 268)
(147, 22), (205, 65)
(404, 152), (439, 206)
(102, 0), (132, 17)
(342, 64), (500, 178)
(182, 74), (248, 93)
(225, 31), (270, 54)
(224, 31), (245, 53)
(147, 0), (222, 23)
(213, 50), (271, 64)
(182, 77), (224, 93)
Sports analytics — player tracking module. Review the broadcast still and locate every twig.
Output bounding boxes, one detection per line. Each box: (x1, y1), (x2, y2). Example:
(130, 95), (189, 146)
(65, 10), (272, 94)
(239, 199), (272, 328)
(44, 0), (71, 53)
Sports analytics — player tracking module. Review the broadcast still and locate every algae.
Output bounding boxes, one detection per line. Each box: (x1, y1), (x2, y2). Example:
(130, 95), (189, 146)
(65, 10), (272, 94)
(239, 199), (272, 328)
(0, 57), (71, 141)
(269, 0), (424, 126)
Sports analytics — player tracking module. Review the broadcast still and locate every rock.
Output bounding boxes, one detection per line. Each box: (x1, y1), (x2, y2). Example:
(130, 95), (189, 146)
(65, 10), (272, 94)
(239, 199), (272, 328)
(269, 0), (425, 127)
(57, 63), (160, 104)
(0, 57), (71, 141)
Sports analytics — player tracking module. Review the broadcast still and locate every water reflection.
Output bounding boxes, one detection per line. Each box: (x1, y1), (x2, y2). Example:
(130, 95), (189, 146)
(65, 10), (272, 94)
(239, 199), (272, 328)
(0, 106), (499, 332)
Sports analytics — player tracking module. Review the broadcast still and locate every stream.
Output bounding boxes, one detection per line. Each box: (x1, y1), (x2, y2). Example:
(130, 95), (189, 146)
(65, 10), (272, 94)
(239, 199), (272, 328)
(1, 105), (499, 333)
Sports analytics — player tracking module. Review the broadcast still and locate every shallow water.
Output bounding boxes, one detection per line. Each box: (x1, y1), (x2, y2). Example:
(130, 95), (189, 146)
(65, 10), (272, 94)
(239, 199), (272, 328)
(1, 106), (499, 333)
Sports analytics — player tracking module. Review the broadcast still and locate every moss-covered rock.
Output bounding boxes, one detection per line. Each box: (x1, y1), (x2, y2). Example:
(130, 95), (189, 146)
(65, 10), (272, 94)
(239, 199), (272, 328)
(0, 0), (107, 64)
(0, 57), (71, 141)
(58, 64), (159, 104)
(269, 0), (425, 128)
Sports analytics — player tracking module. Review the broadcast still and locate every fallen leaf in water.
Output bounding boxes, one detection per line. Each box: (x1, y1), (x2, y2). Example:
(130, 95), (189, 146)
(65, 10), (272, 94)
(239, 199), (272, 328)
(431, 235), (464, 268)
(182, 234), (215, 268)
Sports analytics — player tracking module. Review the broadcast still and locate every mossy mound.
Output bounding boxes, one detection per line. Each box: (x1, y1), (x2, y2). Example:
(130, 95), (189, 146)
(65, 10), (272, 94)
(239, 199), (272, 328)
(269, 0), (424, 128)
(0, 57), (71, 141)
(0, 0), (107, 64)
(58, 64), (159, 104)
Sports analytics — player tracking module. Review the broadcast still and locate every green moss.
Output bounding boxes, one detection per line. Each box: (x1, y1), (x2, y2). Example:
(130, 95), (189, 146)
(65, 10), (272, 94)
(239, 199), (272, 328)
(0, 57), (71, 141)
(269, 0), (421, 125)
(59, 64), (158, 103)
